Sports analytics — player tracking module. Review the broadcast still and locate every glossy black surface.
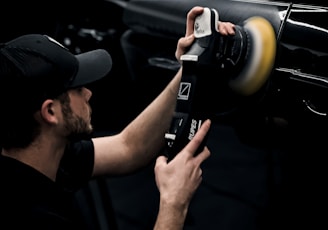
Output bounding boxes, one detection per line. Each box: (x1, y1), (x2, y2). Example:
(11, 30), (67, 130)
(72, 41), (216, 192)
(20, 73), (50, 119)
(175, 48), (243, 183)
(270, 3), (328, 122)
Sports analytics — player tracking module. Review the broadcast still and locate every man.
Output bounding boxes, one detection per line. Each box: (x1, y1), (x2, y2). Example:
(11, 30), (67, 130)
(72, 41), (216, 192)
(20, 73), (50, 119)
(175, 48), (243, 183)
(0, 6), (235, 230)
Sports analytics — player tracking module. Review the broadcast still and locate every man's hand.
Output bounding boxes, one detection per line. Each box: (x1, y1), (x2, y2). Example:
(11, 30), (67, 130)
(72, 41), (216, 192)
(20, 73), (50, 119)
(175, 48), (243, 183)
(154, 119), (211, 230)
(175, 6), (236, 61)
(175, 6), (203, 62)
(218, 21), (236, 35)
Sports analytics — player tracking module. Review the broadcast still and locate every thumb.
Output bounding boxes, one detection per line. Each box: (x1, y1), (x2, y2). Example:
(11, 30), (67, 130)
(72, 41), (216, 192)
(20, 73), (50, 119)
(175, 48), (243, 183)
(155, 155), (168, 166)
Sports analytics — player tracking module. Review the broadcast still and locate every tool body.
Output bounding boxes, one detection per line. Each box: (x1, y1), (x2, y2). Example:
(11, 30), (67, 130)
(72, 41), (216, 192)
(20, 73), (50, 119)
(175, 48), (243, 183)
(164, 7), (276, 160)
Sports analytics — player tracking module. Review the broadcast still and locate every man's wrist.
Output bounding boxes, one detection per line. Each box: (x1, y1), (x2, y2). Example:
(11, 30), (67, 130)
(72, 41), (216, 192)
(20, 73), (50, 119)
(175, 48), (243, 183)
(154, 198), (189, 230)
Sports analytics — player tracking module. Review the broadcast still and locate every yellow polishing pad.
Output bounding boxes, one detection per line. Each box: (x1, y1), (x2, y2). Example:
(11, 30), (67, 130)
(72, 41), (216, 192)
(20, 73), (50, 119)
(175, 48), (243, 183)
(229, 17), (276, 96)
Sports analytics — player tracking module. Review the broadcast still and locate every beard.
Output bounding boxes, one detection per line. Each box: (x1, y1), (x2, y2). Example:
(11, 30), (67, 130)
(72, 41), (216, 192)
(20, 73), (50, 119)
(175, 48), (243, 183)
(62, 101), (94, 142)
(66, 115), (94, 141)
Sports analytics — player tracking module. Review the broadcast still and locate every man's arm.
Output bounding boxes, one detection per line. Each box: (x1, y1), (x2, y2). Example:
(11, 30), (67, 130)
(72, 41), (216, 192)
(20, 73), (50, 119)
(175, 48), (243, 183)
(91, 67), (182, 176)
(91, 6), (205, 176)
(91, 6), (235, 176)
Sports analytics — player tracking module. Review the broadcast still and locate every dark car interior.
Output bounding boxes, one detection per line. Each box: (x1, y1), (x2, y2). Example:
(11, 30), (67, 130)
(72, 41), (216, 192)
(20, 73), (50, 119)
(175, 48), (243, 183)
(1, 0), (328, 229)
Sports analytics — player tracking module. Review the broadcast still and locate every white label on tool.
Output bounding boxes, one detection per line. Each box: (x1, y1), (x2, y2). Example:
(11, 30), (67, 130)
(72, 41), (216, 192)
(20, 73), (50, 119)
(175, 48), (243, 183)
(177, 82), (191, 100)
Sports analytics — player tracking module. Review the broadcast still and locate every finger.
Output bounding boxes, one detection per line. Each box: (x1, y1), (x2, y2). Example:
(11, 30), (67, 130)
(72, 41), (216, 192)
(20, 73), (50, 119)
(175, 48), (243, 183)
(226, 22), (236, 35)
(183, 119), (211, 156)
(180, 34), (195, 50)
(194, 146), (211, 165)
(219, 27), (228, 36)
(185, 6), (204, 36)
(175, 34), (195, 60)
(155, 155), (168, 167)
(218, 22), (235, 35)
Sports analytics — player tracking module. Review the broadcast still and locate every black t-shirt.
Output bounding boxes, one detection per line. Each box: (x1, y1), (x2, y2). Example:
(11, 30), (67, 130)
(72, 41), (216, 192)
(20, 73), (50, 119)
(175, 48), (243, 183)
(0, 140), (94, 229)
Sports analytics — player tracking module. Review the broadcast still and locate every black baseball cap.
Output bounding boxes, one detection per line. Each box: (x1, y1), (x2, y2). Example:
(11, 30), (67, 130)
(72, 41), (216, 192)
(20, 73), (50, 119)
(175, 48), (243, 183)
(0, 34), (112, 95)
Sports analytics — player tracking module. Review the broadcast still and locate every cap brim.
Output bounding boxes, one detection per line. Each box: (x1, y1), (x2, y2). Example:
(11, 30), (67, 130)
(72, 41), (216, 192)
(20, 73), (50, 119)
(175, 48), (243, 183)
(69, 49), (112, 88)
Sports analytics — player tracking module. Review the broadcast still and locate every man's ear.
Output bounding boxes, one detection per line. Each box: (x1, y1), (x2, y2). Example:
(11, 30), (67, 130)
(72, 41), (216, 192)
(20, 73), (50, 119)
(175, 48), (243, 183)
(39, 99), (58, 124)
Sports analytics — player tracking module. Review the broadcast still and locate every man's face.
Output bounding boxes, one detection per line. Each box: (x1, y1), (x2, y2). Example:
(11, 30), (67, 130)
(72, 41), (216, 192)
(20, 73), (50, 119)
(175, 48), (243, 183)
(61, 87), (93, 141)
